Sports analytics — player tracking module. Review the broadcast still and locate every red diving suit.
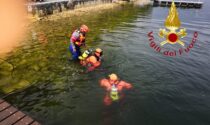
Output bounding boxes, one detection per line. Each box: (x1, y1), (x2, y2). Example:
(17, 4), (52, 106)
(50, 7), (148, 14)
(80, 48), (103, 72)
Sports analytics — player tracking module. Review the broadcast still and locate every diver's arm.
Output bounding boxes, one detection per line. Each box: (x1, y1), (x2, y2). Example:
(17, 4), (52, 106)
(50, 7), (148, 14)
(83, 42), (87, 48)
(70, 39), (76, 52)
(70, 31), (80, 52)
(100, 79), (107, 87)
(100, 79), (111, 90)
(81, 36), (86, 48)
(121, 81), (133, 89)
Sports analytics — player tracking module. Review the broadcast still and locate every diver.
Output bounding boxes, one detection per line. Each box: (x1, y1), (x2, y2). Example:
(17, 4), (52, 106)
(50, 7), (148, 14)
(69, 25), (89, 60)
(82, 48), (103, 72)
(100, 73), (132, 106)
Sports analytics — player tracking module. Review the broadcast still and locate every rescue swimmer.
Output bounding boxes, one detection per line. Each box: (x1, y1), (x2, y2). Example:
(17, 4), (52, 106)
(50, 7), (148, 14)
(69, 25), (89, 60)
(100, 73), (132, 106)
(79, 48), (103, 72)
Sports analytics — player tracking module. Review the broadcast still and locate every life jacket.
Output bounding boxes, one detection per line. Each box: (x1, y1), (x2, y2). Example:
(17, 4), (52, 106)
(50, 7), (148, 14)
(109, 80), (121, 101)
(75, 33), (85, 46)
(110, 84), (119, 101)
(72, 29), (86, 46)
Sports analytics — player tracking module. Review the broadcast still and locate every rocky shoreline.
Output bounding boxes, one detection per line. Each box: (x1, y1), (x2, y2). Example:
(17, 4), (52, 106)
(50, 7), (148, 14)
(28, 0), (151, 21)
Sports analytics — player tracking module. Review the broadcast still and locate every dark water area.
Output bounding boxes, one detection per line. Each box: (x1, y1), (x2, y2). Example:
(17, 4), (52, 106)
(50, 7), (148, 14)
(1, 1), (210, 125)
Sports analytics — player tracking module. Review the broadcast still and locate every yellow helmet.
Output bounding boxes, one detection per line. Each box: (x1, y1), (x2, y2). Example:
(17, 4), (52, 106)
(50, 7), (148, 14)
(109, 73), (118, 81)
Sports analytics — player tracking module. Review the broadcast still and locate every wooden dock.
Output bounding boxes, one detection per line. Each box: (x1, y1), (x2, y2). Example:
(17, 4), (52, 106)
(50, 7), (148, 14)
(0, 99), (41, 125)
(153, 0), (203, 8)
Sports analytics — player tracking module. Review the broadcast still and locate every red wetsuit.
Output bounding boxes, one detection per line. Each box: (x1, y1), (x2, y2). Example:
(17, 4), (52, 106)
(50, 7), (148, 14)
(84, 54), (102, 71)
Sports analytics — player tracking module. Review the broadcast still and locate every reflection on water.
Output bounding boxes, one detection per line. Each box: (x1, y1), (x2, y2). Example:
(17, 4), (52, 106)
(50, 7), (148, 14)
(1, 1), (210, 125)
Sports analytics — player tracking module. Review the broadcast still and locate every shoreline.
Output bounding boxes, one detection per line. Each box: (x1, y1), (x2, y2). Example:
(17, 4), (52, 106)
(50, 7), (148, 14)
(28, 0), (151, 22)
(28, 2), (124, 22)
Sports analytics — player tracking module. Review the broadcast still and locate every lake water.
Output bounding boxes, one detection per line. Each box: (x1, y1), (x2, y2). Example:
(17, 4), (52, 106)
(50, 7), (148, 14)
(1, 1), (210, 125)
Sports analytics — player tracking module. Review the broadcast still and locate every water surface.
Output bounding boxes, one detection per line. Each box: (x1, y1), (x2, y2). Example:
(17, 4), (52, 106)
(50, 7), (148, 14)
(1, 1), (210, 125)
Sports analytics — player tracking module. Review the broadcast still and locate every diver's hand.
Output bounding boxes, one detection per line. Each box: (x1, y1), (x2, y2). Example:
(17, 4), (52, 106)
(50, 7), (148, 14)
(106, 86), (111, 91)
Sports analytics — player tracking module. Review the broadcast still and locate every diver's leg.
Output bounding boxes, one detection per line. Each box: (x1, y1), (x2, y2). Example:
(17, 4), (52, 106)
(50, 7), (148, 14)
(69, 44), (78, 60)
(104, 95), (112, 106)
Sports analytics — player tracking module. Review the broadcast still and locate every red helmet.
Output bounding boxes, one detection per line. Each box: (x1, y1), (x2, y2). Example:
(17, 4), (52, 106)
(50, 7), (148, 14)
(80, 25), (89, 33)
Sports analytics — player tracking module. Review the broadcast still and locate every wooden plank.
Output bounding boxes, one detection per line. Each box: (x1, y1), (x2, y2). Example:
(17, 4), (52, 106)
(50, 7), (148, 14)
(31, 121), (41, 125)
(13, 116), (34, 125)
(0, 99), (41, 125)
(0, 107), (18, 121)
(0, 102), (10, 112)
(0, 111), (26, 125)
